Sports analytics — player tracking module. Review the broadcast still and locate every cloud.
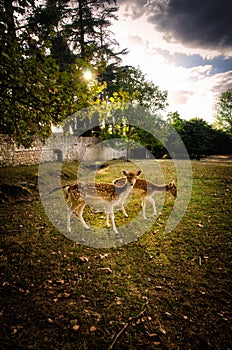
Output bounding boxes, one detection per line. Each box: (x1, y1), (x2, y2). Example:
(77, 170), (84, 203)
(153, 48), (232, 74)
(167, 69), (232, 121)
(119, 0), (232, 55)
(210, 71), (232, 94)
(170, 90), (192, 105)
(118, 0), (147, 19)
(114, 1), (232, 123)
(127, 35), (144, 46)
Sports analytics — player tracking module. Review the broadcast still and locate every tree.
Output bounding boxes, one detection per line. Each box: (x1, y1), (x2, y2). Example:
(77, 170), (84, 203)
(169, 114), (232, 159)
(214, 89), (232, 136)
(29, 0), (125, 67)
(182, 118), (214, 159)
(0, 0), (103, 147)
(99, 65), (168, 112)
(85, 69), (168, 160)
(167, 111), (185, 136)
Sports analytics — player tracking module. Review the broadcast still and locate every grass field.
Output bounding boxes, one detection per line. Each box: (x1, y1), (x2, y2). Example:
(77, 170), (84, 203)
(0, 159), (231, 350)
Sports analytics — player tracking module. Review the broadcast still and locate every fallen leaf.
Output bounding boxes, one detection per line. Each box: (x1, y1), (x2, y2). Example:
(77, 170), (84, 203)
(11, 328), (18, 335)
(90, 325), (97, 332)
(147, 333), (158, 337)
(79, 256), (89, 263)
(56, 279), (64, 284)
(159, 326), (166, 334)
(97, 267), (112, 273)
(116, 297), (122, 305)
(99, 253), (109, 259)
(155, 285), (163, 290)
(165, 312), (172, 317)
(72, 324), (80, 331)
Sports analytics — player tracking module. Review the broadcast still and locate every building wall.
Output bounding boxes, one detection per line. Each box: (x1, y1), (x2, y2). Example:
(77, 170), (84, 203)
(0, 134), (127, 167)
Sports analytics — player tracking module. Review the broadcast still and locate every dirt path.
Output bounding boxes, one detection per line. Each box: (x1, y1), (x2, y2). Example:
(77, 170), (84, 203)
(202, 155), (232, 162)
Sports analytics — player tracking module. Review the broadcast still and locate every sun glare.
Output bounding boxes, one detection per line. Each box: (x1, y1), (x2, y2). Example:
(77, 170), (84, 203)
(83, 70), (93, 81)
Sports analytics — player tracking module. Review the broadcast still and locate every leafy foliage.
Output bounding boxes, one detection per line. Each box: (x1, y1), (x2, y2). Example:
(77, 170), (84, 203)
(99, 64), (168, 111)
(0, 0), (117, 147)
(168, 112), (232, 159)
(214, 89), (232, 136)
(0, 46), (102, 146)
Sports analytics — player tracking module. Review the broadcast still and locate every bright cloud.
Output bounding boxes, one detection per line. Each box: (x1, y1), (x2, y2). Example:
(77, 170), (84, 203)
(111, 3), (232, 123)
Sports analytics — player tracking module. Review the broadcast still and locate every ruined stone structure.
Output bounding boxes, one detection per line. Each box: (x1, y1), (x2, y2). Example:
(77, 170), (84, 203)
(0, 134), (127, 167)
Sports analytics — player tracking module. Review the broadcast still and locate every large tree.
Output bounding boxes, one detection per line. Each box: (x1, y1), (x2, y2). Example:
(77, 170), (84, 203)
(77, 67), (169, 159)
(29, 0), (125, 67)
(0, 0), (103, 147)
(214, 89), (232, 136)
(99, 64), (168, 112)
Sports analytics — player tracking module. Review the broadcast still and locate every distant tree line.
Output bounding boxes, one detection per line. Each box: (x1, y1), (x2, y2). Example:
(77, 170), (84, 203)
(167, 112), (232, 159)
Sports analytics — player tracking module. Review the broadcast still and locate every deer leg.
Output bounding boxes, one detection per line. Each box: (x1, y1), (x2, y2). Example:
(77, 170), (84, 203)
(147, 196), (157, 216)
(106, 211), (110, 228)
(110, 211), (119, 234)
(141, 197), (147, 220)
(67, 207), (73, 232)
(106, 206), (119, 234)
(77, 201), (89, 230)
(68, 201), (89, 231)
(121, 200), (128, 218)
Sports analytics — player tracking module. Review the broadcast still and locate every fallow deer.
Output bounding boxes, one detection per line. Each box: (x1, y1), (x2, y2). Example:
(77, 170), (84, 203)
(113, 177), (177, 220)
(65, 169), (142, 234)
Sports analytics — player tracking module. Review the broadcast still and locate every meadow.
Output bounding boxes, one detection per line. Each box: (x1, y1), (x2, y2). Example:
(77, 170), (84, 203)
(0, 159), (231, 350)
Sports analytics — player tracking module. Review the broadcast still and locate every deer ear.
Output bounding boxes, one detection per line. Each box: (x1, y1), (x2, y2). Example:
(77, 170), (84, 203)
(122, 169), (128, 176)
(137, 170), (142, 177)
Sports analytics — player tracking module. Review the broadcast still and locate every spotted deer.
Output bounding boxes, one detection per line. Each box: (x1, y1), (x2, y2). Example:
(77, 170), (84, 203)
(113, 177), (177, 220)
(65, 170), (142, 234)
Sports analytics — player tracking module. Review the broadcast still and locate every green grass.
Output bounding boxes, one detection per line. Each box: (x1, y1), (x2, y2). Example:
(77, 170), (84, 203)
(0, 159), (231, 349)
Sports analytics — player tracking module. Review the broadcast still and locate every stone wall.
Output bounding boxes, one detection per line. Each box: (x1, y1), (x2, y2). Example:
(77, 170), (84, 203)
(0, 134), (99, 167)
(0, 134), (127, 167)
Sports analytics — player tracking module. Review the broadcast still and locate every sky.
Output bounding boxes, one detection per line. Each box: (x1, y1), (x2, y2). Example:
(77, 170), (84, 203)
(111, 0), (232, 123)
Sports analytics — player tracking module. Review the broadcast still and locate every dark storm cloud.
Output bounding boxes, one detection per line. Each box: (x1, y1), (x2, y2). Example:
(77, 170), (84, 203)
(119, 0), (232, 51)
(154, 48), (232, 74)
(172, 55), (232, 74)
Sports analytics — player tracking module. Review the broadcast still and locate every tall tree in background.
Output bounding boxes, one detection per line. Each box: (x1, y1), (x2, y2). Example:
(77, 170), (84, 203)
(85, 66), (168, 159)
(99, 65), (168, 111)
(214, 89), (232, 136)
(67, 0), (123, 61)
(29, 0), (125, 68)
